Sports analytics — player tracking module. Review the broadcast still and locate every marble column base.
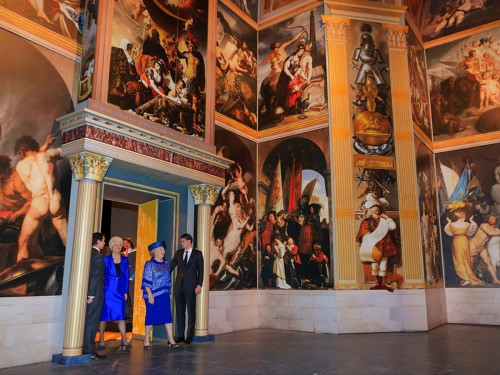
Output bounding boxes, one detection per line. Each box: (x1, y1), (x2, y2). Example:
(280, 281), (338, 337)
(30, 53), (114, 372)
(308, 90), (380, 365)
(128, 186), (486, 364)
(52, 353), (92, 365)
(192, 334), (215, 343)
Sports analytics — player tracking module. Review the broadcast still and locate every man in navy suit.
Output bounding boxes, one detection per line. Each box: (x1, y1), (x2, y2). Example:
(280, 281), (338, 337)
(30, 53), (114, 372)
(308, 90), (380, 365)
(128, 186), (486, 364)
(82, 232), (105, 359)
(171, 233), (203, 344)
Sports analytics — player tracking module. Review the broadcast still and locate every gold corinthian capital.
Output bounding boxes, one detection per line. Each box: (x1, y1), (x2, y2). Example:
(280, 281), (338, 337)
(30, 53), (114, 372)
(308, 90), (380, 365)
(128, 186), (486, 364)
(188, 184), (221, 206)
(67, 152), (113, 182)
(322, 16), (350, 43)
(382, 24), (408, 49)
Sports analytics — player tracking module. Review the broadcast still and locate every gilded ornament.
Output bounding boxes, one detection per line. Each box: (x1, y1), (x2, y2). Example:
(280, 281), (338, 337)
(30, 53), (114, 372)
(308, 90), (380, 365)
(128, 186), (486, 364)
(67, 152), (112, 182)
(189, 184), (221, 205)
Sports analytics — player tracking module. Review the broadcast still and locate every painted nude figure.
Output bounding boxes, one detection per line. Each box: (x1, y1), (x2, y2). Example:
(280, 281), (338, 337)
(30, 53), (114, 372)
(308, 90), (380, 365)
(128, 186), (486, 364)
(14, 134), (68, 261)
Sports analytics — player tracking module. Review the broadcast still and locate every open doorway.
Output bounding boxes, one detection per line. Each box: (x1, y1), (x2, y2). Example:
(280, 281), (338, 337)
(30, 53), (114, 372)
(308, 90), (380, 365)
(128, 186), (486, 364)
(96, 181), (179, 349)
(99, 199), (138, 345)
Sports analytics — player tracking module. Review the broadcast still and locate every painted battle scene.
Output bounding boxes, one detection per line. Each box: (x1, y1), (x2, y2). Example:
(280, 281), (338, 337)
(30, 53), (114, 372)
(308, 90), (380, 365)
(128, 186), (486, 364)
(421, 0), (500, 42)
(258, 128), (332, 290)
(228, 0), (258, 22)
(408, 26), (433, 140)
(426, 28), (500, 141)
(257, 6), (327, 130)
(215, 3), (258, 129)
(437, 143), (500, 287)
(415, 139), (443, 287)
(0, 0), (85, 42)
(0, 29), (74, 296)
(107, 0), (208, 139)
(209, 128), (257, 290)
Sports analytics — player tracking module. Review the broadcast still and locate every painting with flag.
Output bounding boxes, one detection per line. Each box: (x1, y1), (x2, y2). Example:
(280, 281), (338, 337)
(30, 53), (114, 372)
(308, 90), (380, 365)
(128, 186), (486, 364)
(267, 157), (284, 213)
(437, 144), (500, 288)
(258, 129), (332, 290)
(288, 157), (302, 214)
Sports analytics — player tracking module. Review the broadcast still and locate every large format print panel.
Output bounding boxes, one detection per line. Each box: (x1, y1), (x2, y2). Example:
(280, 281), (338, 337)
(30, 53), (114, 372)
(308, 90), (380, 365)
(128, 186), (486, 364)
(408, 25), (432, 141)
(216, 3), (258, 130)
(210, 127), (257, 290)
(0, 29), (75, 297)
(1, 0), (85, 43)
(427, 27), (500, 142)
(257, 6), (327, 131)
(422, 0), (500, 43)
(437, 143), (500, 288)
(415, 138), (443, 288)
(107, 0), (208, 140)
(257, 127), (332, 290)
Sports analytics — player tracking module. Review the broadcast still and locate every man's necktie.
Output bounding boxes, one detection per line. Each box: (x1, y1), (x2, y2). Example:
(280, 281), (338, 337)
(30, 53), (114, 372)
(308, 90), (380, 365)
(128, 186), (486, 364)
(183, 251), (188, 267)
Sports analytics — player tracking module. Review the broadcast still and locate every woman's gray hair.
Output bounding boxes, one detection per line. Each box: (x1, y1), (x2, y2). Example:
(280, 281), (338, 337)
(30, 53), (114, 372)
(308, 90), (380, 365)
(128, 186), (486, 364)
(109, 236), (123, 247)
(149, 245), (164, 257)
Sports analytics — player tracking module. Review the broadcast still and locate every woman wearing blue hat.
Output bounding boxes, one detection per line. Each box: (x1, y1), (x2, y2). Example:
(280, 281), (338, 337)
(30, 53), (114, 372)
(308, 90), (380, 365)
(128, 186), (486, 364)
(141, 240), (178, 349)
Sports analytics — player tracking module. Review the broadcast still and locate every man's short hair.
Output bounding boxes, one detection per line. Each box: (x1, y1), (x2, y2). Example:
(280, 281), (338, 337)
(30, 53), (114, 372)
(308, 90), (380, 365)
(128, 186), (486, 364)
(92, 232), (104, 246)
(181, 233), (193, 243)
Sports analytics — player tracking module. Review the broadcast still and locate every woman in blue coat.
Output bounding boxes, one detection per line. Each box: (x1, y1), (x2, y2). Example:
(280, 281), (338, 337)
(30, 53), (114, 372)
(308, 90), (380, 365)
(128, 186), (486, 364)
(98, 236), (130, 350)
(141, 240), (178, 349)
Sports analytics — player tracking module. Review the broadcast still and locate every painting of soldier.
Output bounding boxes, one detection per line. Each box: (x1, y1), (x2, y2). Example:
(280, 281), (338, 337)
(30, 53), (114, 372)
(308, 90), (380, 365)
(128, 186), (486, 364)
(257, 7), (327, 130)
(353, 168), (403, 291)
(107, 0), (208, 139)
(258, 128), (332, 290)
(215, 4), (258, 129)
(426, 28), (500, 141)
(0, 29), (73, 296)
(348, 21), (394, 159)
(422, 0), (500, 42)
(437, 143), (500, 287)
(210, 128), (257, 290)
(1, 0), (85, 42)
(415, 139), (443, 287)
(408, 26), (433, 140)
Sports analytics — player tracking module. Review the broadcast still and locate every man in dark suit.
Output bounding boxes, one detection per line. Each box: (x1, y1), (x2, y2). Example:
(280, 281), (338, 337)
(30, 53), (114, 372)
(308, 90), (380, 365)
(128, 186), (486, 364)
(82, 232), (106, 359)
(171, 233), (203, 344)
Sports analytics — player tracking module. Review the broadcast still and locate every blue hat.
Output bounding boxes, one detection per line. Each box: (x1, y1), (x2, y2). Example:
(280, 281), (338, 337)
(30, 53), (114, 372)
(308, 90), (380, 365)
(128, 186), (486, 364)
(148, 240), (167, 251)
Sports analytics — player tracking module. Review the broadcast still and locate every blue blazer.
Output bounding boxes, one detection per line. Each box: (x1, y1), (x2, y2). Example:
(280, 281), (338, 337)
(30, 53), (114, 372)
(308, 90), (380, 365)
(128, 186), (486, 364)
(103, 255), (129, 296)
(101, 255), (130, 322)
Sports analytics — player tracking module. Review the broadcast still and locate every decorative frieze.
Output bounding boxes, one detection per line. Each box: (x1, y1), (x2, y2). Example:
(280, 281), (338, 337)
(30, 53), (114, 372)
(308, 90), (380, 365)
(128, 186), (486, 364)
(63, 125), (226, 178)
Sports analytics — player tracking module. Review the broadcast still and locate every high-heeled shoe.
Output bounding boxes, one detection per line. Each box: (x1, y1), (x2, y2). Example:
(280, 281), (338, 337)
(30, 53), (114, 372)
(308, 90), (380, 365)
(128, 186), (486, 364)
(143, 344), (151, 350)
(97, 344), (106, 350)
(120, 341), (132, 350)
(168, 342), (179, 348)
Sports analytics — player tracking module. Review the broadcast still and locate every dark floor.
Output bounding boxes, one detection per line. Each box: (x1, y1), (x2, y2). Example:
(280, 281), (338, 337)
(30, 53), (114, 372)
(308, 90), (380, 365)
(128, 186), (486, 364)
(2, 325), (500, 375)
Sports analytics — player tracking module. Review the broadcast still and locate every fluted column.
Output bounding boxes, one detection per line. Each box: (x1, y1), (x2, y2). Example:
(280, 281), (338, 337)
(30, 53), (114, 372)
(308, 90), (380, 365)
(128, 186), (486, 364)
(188, 183), (221, 338)
(322, 16), (359, 289)
(61, 152), (112, 357)
(383, 24), (424, 287)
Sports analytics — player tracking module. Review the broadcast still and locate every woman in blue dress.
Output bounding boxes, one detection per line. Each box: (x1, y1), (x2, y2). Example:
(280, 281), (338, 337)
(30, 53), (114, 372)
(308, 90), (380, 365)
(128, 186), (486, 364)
(141, 240), (178, 349)
(98, 236), (130, 350)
